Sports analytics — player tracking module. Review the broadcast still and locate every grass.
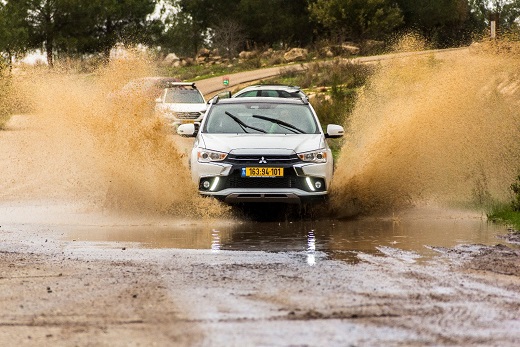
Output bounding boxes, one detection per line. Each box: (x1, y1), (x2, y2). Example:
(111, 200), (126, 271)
(487, 175), (520, 232)
(488, 204), (520, 232)
(161, 54), (293, 81)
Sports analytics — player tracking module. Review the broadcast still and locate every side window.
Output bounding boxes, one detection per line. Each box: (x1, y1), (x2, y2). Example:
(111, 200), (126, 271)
(238, 91), (258, 97)
(260, 90), (279, 97)
(277, 91), (291, 98)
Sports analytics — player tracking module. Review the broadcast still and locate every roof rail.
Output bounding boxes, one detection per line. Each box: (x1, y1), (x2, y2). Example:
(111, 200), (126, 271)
(166, 82), (197, 89)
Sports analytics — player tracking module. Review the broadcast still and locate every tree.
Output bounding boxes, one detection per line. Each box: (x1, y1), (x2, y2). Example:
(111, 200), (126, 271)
(211, 20), (246, 58)
(87, 0), (162, 59)
(22, 0), (161, 66)
(176, 0), (239, 54)
(237, 0), (313, 48)
(396, 0), (478, 46)
(24, 0), (68, 67)
(469, 0), (520, 31)
(308, 0), (404, 42)
(160, 5), (206, 56)
(175, 0), (314, 53)
(0, 1), (29, 71)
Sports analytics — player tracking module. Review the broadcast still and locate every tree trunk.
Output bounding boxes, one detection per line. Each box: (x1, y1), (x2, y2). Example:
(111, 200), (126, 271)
(46, 40), (54, 68)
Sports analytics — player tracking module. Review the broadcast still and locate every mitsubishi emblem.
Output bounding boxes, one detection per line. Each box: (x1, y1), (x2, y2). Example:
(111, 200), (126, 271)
(259, 156), (267, 164)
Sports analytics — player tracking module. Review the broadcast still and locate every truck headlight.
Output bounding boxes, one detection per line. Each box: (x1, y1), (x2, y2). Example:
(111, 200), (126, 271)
(298, 150), (327, 163)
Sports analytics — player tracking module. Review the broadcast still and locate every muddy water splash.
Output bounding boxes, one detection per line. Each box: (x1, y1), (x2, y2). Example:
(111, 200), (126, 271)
(331, 43), (520, 217)
(5, 56), (228, 218)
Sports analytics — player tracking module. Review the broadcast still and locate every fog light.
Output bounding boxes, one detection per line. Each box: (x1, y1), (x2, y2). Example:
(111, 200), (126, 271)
(315, 181), (322, 189)
(305, 177), (316, 192)
(202, 180), (211, 189)
(210, 177), (220, 191)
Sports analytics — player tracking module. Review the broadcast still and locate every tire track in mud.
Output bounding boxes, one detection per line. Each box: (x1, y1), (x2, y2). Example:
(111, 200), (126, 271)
(147, 247), (520, 346)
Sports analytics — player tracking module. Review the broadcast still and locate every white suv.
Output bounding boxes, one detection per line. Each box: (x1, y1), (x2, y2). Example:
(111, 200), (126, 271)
(177, 97), (344, 204)
(155, 82), (207, 129)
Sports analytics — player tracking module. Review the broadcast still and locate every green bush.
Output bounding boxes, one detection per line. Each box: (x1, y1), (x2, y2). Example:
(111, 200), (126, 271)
(488, 175), (520, 231)
(289, 59), (372, 89)
(312, 85), (357, 126)
(488, 203), (520, 231)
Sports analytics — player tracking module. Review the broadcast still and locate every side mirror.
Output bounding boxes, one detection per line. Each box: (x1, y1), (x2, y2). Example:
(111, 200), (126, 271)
(177, 123), (197, 137)
(325, 124), (344, 139)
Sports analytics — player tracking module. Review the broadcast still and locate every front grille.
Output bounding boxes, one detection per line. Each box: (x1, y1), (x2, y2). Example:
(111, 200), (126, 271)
(225, 154), (300, 165)
(176, 112), (201, 119)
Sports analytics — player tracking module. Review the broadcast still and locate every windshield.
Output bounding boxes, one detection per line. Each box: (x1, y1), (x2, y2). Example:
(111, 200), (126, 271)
(203, 103), (319, 134)
(164, 89), (205, 103)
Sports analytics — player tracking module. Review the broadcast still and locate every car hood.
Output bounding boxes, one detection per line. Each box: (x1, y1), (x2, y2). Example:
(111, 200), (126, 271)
(156, 103), (207, 113)
(199, 134), (325, 155)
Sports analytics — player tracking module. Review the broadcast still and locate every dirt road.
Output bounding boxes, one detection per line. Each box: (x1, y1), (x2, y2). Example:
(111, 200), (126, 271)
(194, 47), (470, 97)
(1, 207), (520, 346)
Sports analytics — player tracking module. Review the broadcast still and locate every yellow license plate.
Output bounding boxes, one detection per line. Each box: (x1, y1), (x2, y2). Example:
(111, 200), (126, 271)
(242, 167), (284, 177)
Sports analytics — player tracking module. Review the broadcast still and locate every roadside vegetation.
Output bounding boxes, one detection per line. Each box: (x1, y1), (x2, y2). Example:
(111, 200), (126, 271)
(488, 175), (520, 231)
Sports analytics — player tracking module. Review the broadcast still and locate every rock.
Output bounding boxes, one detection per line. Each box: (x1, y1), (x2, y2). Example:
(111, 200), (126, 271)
(239, 51), (258, 60)
(341, 44), (360, 55)
(198, 48), (211, 57)
(284, 48), (308, 62)
(161, 53), (180, 66)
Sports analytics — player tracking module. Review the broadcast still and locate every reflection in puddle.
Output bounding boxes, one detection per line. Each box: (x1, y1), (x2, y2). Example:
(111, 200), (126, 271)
(307, 230), (316, 266)
(211, 229), (221, 253)
(65, 210), (515, 264)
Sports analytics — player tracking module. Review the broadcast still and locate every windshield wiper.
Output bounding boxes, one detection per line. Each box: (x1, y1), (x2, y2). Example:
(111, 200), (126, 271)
(224, 111), (266, 133)
(252, 115), (305, 133)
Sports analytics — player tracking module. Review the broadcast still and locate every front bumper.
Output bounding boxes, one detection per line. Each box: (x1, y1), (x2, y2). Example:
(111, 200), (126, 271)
(193, 160), (330, 204)
(203, 188), (328, 204)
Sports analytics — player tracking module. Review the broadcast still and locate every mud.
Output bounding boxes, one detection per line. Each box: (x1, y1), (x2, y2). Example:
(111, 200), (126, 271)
(331, 41), (520, 217)
(1, 215), (520, 346)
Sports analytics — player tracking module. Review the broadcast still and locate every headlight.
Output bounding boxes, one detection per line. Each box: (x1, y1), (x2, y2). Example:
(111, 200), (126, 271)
(197, 149), (227, 162)
(298, 150), (327, 163)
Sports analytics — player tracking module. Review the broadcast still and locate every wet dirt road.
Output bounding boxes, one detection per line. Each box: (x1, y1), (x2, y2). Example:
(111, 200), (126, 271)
(1, 204), (520, 346)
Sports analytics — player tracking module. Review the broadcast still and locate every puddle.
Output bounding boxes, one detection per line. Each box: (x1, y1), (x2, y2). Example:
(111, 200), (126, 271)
(65, 213), (513, 262)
